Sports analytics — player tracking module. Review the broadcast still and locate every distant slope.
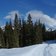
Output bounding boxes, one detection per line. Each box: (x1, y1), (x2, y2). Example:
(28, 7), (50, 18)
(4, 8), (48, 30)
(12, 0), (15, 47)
(45, 40), (56, 44)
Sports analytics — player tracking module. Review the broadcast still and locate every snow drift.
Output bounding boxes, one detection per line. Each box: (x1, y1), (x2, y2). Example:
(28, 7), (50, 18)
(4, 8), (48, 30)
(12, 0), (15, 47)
(0, 43), (56, 56)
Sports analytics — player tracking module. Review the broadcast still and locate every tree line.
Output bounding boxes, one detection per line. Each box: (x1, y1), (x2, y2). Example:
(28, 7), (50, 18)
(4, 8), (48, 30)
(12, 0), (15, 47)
(0, 13), (56, 48)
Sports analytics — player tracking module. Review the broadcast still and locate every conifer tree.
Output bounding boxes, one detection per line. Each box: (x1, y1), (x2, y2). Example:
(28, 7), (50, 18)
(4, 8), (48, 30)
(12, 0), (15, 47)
(7, 20), (14, 48)
(26, 14), (33, 45)
(18, 18), (22, 47)
(42, 24), (46, 41)
(13, 13), (19, 47)
(0, 27), (5, 48)
(4, 22), (9, 48)
(35, 20), (43, 44)
(21, 19), (27, 46)
(4, 20), (14, 48)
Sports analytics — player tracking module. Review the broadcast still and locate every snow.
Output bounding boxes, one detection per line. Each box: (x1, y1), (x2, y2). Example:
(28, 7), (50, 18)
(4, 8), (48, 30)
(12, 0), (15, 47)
(0, 43), (56, 56)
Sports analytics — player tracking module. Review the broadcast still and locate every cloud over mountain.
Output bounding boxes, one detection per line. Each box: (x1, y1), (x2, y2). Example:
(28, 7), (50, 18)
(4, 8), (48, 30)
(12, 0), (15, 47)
(26, 10), (56, 29)
(4, 10), (56, 30)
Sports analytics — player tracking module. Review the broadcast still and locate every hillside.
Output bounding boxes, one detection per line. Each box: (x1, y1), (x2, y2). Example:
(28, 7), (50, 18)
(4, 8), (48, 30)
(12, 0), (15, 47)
(0, 43), (56, 56)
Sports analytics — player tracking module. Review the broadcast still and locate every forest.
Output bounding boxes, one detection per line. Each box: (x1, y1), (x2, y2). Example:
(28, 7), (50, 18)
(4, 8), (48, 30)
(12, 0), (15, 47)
(0, 13), (56, 48)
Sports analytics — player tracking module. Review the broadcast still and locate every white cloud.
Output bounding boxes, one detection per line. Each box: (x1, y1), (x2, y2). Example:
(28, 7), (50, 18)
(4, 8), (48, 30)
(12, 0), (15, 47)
(1, 25), (5, 31)
(4, 10), (56, 30)
(4, 10), (20, 20)
(26, 10), (56, 29)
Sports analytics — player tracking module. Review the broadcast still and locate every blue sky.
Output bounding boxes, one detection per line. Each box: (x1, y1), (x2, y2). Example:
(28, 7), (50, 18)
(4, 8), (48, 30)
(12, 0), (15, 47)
(0, 0), (56, 29)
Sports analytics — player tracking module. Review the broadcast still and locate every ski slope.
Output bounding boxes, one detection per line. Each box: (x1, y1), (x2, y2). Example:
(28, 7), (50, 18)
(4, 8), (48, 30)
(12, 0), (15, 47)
(0, 43), (56, 56)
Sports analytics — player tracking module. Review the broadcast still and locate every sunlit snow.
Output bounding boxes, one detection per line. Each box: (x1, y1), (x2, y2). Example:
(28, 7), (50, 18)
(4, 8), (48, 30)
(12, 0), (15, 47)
(0, 43), (56, 56)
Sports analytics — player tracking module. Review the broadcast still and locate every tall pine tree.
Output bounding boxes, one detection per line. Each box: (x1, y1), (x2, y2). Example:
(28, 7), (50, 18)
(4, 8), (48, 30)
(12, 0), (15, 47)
(26, 14), (34, 46)
(13, 13), (19, 47)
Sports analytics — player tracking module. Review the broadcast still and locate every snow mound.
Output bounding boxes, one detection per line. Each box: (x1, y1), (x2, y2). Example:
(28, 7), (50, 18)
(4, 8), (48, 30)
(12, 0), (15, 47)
(0, 44), (56, 56)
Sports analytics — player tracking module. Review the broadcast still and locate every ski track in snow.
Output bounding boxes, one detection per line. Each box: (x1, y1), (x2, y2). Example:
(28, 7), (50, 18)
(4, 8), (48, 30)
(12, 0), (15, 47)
(44, 44), (52, 56)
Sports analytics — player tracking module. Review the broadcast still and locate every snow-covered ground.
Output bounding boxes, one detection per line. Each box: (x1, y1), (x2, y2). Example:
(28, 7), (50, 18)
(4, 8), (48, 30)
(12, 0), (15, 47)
(0, 43), (56, 56)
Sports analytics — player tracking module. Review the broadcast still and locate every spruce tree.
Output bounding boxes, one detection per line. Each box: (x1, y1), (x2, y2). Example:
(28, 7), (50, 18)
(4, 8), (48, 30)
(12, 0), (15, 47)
(4, 20), (14, 48)
(26, 14), (33, 45)
(13, 13), (19, 47)
(35, 20), (43, 44)
(21, 19), (27, 46)
(4, 22), (9, 48)
(7, 20), (14, 48)
(0, 28), (5, 48)
(18, 18), (22, 47)
(42, 24), (46, 41)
